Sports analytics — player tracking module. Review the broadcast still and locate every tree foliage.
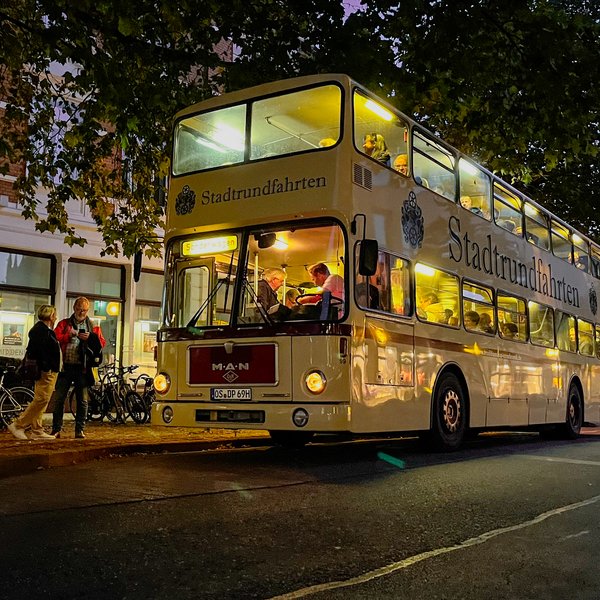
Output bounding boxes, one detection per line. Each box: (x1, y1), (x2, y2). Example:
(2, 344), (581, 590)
(352, 0), (600, 237)
(1, 0), (599, 255)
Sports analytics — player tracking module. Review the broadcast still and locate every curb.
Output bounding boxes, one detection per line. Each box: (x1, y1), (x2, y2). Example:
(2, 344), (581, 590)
(0, 436), (272, 479)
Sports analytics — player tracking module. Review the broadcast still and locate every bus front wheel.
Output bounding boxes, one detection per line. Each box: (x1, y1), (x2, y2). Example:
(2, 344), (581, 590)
(429, 372), (467, 452)
(269, 430), (314, 449)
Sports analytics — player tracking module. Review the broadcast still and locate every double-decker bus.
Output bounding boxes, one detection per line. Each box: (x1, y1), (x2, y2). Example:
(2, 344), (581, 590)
(152, 73), (600, 450)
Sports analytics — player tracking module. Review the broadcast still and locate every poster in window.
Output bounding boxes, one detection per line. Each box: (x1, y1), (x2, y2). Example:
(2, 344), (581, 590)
(3, 324), (24, 346)
(143, 332), (157, 353)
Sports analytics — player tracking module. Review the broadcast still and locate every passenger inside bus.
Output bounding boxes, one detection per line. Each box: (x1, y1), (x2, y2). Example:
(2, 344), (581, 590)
(393, 154), (408, 175)
(362, 133), (391, 166)
(257, 268), (286, 312)
(464, 310), (480, 330)
(460, 195), (483, 217)
(285, 288), (300, 308)
(416, 292), (439, 320)
(477, 313), (494, 334)
(298, 263), (345, 305)
(356, 280), (380, 309)
(500, 322), (518, 339)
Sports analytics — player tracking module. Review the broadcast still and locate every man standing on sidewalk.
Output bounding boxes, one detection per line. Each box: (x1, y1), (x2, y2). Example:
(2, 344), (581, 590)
(52, 296), (105, 439)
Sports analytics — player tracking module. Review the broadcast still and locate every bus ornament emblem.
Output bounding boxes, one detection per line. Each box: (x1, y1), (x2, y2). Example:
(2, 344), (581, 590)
(175, 185), (196, 215)
(590, 287), (598, 316)
(401, 191), (424, 248)
(223, 371), (239, 383)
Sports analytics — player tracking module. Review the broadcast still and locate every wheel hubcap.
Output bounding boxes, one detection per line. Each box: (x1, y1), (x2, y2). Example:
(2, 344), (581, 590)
(443, 389), (461, 433)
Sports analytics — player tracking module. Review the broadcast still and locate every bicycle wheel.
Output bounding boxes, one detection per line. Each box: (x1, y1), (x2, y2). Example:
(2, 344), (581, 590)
(0, 386), (34, 427)
(125, 390), (148, 424)
(87, 385), (105, 421)
(104, 386), (121, 423)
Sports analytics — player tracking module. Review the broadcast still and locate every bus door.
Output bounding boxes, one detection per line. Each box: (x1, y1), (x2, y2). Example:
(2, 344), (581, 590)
(353, 250), (418, 432)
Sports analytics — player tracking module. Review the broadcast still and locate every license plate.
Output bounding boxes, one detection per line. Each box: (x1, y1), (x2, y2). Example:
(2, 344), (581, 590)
(210, 388), (252, 401)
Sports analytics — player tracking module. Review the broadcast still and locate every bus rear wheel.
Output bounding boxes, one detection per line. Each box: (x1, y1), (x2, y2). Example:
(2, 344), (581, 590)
(560, 385), (583, 439)
(269, 430), (314, 449)
(429, 372), (467, 451)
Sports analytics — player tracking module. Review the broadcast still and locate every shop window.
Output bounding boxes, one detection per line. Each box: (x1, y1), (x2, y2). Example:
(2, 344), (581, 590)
(0, 251), (53, 288)
(68, 261), (122, 297)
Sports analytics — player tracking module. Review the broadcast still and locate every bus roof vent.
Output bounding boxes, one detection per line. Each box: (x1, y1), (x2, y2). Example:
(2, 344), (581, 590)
(353, 163), (373, 191)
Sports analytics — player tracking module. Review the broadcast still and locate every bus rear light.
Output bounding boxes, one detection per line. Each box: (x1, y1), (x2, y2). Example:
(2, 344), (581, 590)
(305, 370), (326, 394)
(154, 373), (171, 395)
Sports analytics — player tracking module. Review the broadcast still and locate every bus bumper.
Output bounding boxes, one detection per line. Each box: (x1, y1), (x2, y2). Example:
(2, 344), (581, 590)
(151, 400), (352, 431)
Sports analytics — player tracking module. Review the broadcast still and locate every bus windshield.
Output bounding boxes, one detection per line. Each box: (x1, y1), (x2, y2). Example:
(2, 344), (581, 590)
(168, 220), (346, 329)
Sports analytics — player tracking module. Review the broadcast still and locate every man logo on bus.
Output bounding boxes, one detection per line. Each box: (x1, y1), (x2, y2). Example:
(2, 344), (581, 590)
(590, 287), (598, 316)
(401, 191), (424, 249)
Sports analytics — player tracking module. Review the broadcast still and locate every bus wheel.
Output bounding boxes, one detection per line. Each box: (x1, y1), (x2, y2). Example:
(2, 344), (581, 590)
(561, 385), (583, 439)
(430, 372), (467, 451)
(269, 430), (314, 449)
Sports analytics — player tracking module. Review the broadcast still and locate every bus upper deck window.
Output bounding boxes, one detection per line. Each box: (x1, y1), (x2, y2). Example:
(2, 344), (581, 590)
(250, 85), (342, 160)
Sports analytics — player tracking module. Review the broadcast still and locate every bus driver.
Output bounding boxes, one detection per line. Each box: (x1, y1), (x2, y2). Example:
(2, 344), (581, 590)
(298, 263), (345, 306)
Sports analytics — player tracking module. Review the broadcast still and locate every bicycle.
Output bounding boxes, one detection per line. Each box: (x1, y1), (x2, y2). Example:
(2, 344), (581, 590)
(131, 373), (155, 423)
(0, 367), (35, 428)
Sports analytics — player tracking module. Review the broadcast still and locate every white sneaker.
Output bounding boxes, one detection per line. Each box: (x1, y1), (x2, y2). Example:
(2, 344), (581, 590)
(7, 422), (28, 440)
(30, 430), (56, 440)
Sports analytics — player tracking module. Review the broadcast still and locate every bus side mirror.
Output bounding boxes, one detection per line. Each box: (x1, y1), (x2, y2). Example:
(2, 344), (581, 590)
(133, 251), (143, 282)
(358, 240), (378, 276)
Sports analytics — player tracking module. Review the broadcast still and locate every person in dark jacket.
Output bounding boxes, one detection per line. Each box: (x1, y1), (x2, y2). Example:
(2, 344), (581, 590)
(7, 305), (60, 440)
(52, 296), (106, 439)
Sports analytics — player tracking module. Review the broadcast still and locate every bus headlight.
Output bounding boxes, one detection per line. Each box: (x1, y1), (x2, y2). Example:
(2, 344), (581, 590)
(162, 406), (174, 424)
(305, 370), (326, 394)
(154, 373), (171, 395)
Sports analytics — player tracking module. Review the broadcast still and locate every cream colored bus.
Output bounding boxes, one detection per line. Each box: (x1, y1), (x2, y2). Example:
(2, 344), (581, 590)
(152, 73), (600, 449)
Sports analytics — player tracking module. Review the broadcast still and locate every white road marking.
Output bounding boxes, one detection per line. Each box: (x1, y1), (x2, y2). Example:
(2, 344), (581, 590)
(560, 530), (590, 541)
(523, 456), (600, 467)
(269, 494), (600, 599)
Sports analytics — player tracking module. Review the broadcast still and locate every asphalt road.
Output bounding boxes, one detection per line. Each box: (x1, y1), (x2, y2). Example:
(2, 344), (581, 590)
(1, 431), (600, 599)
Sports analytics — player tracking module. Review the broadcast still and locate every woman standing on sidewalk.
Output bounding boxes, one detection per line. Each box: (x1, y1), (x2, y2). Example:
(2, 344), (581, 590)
(8, 305), (60, 440)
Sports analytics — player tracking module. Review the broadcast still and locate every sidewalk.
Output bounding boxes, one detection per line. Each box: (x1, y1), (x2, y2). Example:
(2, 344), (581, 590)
(0, 419), (271, 478)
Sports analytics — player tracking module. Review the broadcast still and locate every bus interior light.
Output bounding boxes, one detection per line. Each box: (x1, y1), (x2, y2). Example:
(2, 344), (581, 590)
(415, 263), (436, 276)
(364, 99), (394, 121)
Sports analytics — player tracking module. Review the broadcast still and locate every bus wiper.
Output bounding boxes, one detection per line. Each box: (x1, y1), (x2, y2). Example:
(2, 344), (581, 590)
(186, 278), (227, 328)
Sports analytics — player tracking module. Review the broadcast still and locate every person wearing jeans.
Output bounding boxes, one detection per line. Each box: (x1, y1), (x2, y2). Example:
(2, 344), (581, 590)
(51, 296), (105, 439)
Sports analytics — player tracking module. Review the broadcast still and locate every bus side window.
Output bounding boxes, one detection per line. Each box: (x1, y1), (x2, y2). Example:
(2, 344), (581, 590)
(355, 250), (411, 317)
(494, 183), (523, 237)
(412, 129), (456, 202)
(555, 311), (577, 352)
(578, 319), (594, 356)
(497, 293), (527, 341)
(459, 159), (491, 220)
(415, 263), (459, 325)
(528, 301), (554, 347)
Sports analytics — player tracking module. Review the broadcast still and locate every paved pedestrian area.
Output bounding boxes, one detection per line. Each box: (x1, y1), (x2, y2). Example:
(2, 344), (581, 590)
(0, 419), (270, 478)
